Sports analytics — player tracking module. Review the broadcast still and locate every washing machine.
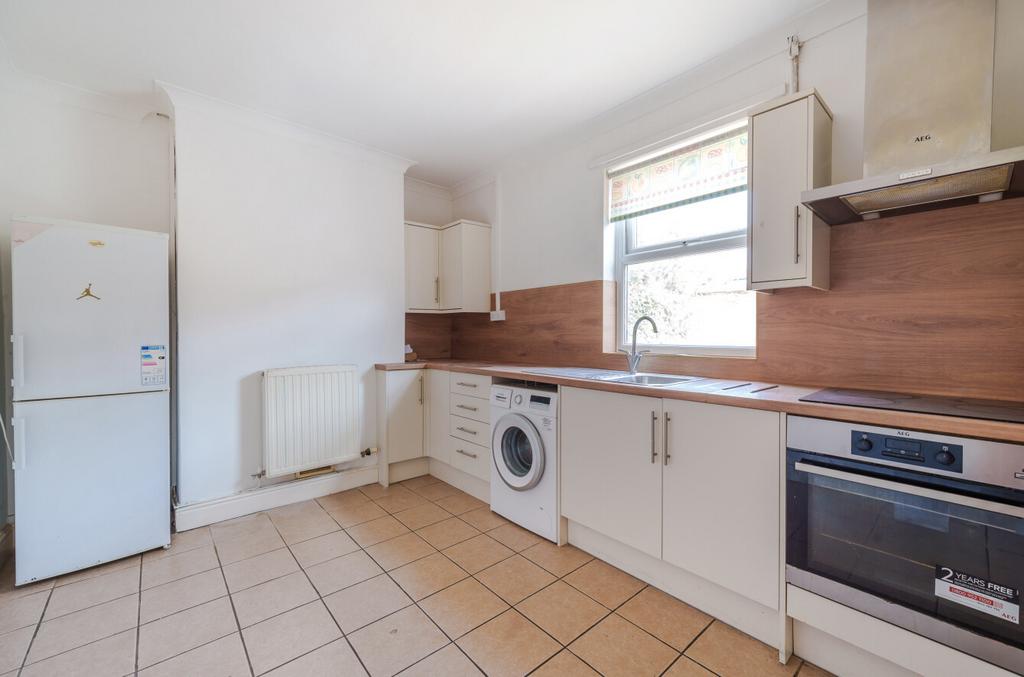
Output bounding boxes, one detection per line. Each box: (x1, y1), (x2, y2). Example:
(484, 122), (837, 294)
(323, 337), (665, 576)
(489, 384), (559, 542)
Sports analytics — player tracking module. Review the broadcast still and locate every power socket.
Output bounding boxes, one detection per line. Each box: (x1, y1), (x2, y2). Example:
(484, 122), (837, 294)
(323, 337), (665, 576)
(490, 310), (506, 321)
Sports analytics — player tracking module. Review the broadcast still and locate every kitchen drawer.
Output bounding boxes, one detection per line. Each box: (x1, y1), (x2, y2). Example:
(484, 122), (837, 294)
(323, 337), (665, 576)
(450, 394), (489, 423)
(447, 436), (490, 482)
(450, 372), (490, 398)
(450, 414), (488, 445)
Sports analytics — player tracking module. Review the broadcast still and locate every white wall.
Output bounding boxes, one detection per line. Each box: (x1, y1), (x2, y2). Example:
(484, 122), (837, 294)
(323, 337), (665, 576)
(166, 86), (410, 506)
(484, 0), (867, 292)
(404, 176), (452, 225)
(0, 59), (171, 518)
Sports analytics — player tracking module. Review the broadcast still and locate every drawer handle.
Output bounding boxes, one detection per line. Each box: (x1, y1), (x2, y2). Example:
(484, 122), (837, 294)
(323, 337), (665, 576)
(456, 448), (478, 459)
(456, 404), (478, 412)
(456, 426), (478, 435)
(456, 381), (478, 388)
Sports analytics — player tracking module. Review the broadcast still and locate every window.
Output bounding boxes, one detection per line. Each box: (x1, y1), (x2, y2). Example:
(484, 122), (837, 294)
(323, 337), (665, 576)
(609, 122), (755, 356)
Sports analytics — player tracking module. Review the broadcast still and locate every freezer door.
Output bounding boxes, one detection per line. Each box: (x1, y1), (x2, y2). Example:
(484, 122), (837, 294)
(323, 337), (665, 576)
(14, 391), (170, 585)
(12, 219), (169, 400)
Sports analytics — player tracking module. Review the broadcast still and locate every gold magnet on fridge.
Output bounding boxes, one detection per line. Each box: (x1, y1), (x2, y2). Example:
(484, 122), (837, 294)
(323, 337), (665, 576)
(76, 283), (101, 301)
(88, 240), (105, 247)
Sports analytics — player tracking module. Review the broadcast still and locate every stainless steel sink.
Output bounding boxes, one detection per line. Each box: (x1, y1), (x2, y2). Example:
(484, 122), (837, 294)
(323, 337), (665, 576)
(601, 373), (698, 387)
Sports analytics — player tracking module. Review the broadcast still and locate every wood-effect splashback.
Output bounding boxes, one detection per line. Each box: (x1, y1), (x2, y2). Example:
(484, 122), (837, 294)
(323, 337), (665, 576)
(413, 200), (1024, 401)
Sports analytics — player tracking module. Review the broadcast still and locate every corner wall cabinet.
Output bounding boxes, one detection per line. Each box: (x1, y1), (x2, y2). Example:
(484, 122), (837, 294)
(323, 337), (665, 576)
(748, 89), (832, 291)
(405, 220), (491, 313)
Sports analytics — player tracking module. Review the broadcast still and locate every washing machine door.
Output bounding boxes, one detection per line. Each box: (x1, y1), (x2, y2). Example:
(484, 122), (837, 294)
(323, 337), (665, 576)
(492, 413), (545, 491)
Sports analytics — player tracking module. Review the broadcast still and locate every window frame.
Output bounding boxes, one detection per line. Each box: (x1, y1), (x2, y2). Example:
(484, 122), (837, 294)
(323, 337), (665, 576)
(611, 129), (755, 359)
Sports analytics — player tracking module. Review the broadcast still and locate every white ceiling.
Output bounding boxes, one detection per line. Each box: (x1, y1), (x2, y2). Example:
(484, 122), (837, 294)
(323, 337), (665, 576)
(0, 0), (823, 185)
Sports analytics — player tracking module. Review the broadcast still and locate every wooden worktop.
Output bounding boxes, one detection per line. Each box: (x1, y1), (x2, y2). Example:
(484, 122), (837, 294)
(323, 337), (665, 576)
(376, 360), (1024, 444)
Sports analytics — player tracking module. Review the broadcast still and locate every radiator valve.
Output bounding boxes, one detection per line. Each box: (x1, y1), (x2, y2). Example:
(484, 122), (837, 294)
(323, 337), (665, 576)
(361, 447), (378, 457)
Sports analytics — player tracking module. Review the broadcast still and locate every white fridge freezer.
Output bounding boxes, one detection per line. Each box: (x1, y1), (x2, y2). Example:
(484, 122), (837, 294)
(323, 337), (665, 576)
(11, 217), (171, 585)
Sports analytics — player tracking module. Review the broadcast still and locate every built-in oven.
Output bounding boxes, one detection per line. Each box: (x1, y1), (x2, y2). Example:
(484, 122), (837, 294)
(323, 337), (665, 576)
(786, 416), (1024, 674)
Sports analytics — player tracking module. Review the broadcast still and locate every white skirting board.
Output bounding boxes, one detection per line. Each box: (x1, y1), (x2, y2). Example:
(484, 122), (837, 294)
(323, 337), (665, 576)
(568, 521), (780, 649)
(427, 459), (489, 503)
(388, 458), (430, 484)
(174, 466), (379, 531)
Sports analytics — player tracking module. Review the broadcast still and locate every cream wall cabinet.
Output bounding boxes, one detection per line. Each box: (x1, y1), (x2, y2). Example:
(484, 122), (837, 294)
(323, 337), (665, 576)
(748, 90), (832, 291)
(404, 220), (491, 313)
(560, 387), (782, 609)
(376, 369), (424, 465)
(661, 399), (781, 610)
(560, 387), (663, 559)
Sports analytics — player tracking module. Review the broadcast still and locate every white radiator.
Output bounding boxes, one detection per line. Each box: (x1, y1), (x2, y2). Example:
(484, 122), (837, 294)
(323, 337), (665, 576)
(262, 365), (360, 478)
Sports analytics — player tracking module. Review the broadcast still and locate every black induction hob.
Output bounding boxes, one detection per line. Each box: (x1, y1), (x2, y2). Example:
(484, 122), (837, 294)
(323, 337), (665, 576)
(799, 388), (1024, 424)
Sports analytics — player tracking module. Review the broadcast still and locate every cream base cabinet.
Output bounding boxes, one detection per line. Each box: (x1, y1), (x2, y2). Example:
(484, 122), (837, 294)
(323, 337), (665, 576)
(748, 90), (832, 291)
(662, 400), (781, 609)
(376, 370), (424, 465)
(560, 387), (663, 559)
(424, 369), (450, 464)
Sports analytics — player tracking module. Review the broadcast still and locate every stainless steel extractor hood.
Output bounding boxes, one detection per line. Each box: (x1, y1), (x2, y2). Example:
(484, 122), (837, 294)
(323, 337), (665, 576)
(802, 0), (1024, 225)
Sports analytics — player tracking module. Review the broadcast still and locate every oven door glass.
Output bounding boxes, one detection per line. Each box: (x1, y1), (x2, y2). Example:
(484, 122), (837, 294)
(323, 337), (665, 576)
(787, 450), (1024, 650)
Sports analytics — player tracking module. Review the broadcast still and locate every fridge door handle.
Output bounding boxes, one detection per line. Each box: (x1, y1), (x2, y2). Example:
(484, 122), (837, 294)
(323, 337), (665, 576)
(11, 335), (24, 389)
(13, 418), (25, 470)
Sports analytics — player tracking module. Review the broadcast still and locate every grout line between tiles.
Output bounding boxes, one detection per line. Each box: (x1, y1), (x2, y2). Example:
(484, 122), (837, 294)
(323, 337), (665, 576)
(17, 582), (54, 674)
(211, 538), (256, 677)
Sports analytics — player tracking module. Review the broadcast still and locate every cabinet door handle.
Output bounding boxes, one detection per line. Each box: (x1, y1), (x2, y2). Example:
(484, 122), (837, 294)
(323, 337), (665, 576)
(456, 426), (478, 435)
(455, 448), (478, 459)
(11, 335), (24, 388)
(456, 381), (477, 388)
(663, 412), (671, 466)
(418, 375), (424, 404)
(434, 277), (440, 304)
(793, 206), (801, 264)
(650, 411), (659, 464)
(456, 404), (478, 412)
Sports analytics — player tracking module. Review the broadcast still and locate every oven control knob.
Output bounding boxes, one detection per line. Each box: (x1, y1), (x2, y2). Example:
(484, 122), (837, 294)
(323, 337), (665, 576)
(855, 438), (873, 452)
(935, 450), (956, 466)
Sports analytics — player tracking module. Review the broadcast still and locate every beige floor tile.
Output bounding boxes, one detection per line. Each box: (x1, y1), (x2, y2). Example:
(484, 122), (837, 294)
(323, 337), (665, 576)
(443, 535), (513, 574)
(54, 554), (140, 588)
(27, 593), (138, 664)
(796, 661), (836, 676)
(569, 614), (678, 677)
(139, 568), (227, 624)
(268, 501), (340, 545)
(664, 655), (716, 676)
(373, 489), (429, 514)
(324, 501), (388, 529)
(305, 550), (383, 596)
(141, 544), (219, 589)
(139, 632), (250, 677)
(210, 512), (275, 543)
(516, 580), (608, 644)
(323, 574), (412, 634)
(685, 621), (801, 677)
(390, 553), (468, 601)
(420, 577), (509, 639)
(232, 570), (319, 628)
(434, 492), (487, 516)
(264, 638), (366, 676)
(44, 565), (139, 620)
(0, 589), (49, 635)
(365, 533), (436, 571)
(0, 626), (34, 674)
(358, 482), (407, 500)
(521, 541), (593, 577)
(21, 628), (135, 677)
(317, 488), (370, 512)
(143, 527), (213, 562)
(564, 559), (645, 609)
(617, 587), (712, 651)
(223, 548), (299, 593)
(408, 481), (462, 502)
(399, 474), (442, 490)
(415, 518), (480, 550)
(242, 601), (342, 675)
(348, 606), (448, 677)
(398, 644), (481, 676)
(346, 515), (411, 547)
(215, 526), (287, 566)
(532, 649), (600, 676)
(137, 596), (237, 668)
(457, 609), (559, 677)
(474, 554), (556, 605)
(289, 530), (359, 569)
(393, 503), (452, 530)
(486, 523), (543, 552)
(457, 508), (510, 532)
